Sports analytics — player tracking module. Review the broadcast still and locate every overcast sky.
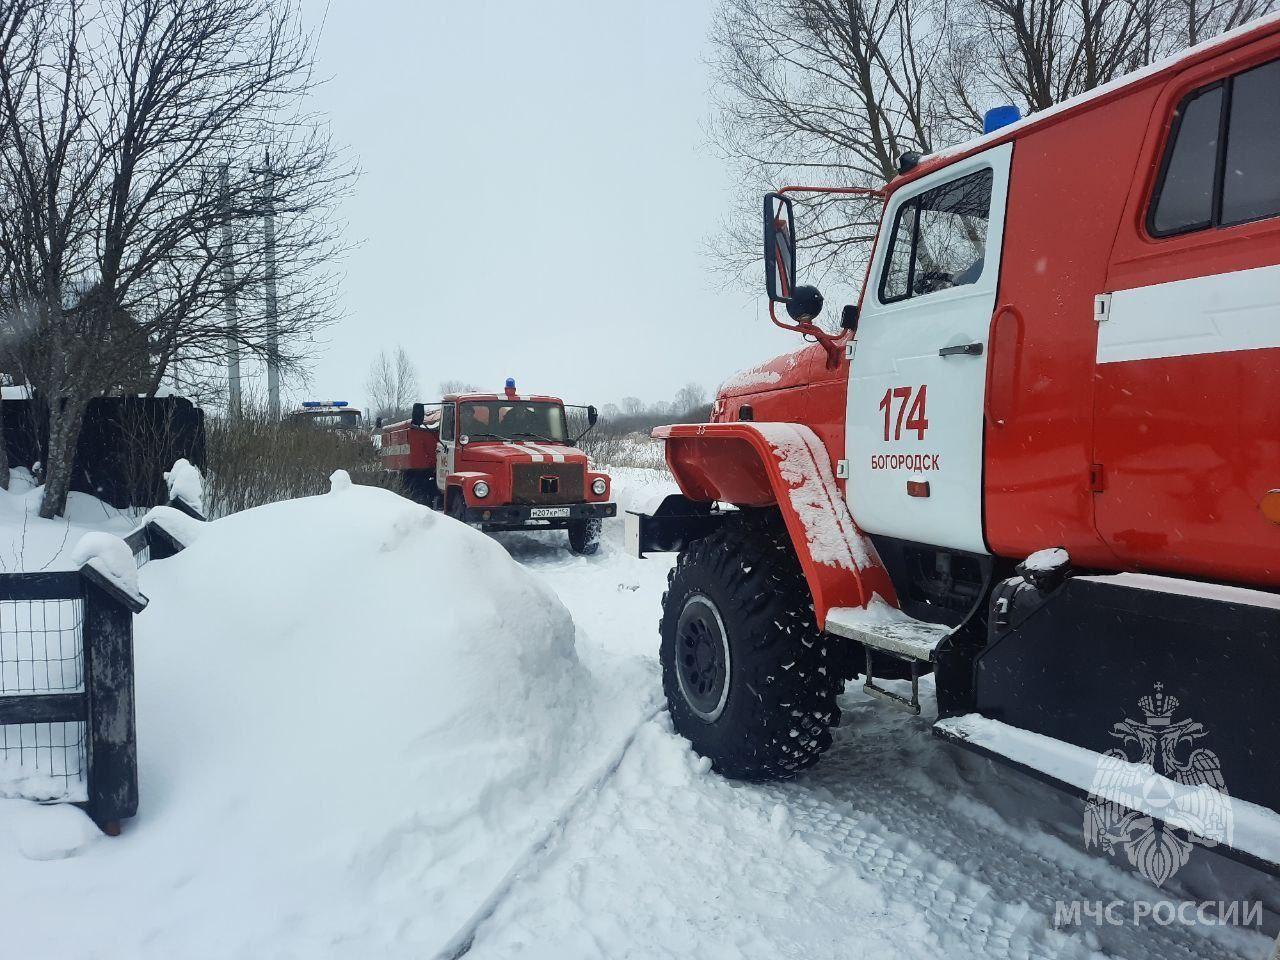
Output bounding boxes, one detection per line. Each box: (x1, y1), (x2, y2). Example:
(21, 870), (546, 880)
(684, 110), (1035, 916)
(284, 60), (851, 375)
(292, 0), (814, 412)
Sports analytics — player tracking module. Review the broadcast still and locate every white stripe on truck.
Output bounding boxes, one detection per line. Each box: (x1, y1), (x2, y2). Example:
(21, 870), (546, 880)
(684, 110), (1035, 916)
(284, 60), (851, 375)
(1098, 263), (1280, 365)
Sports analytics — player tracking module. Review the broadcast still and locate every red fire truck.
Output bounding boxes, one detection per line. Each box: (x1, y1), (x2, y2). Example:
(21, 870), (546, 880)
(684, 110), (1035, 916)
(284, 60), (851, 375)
(631, 18), (1280, 874)
(379, 380), (615, 554)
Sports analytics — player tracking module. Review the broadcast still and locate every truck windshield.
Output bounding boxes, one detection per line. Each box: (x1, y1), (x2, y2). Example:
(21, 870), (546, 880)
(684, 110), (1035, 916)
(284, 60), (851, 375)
(459, 402), (568, 443)
(295, 410), (362, 431)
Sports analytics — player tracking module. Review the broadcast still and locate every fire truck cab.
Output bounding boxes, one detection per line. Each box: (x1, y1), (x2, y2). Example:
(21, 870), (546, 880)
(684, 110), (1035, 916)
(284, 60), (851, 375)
(380, 380), (615, 555)
(289, 400), (362, 431)
(632, 17), (1280, 875)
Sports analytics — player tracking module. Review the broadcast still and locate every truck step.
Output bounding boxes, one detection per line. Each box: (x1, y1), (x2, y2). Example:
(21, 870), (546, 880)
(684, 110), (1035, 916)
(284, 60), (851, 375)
(934, 714), (1280, 877)
(824, 600), (954, 715)
(824, 600), (954, 663)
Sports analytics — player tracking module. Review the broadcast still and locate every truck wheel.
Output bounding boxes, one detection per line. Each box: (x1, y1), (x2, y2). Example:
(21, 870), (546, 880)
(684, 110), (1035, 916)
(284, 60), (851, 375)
(567, 518), (602, 555)
(446, 489), (468, 523)
(660, 510), (841, 781)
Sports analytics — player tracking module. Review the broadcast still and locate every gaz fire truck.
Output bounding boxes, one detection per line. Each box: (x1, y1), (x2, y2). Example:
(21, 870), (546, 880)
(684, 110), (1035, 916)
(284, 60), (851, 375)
(630, 17), (1280, 875)
(379, 380), (615, 554)
(289, 400), (363, 431)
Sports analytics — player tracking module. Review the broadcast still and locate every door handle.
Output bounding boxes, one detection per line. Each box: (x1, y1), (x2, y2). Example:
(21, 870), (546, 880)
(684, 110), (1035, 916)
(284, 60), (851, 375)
(939, 342), (984, 357)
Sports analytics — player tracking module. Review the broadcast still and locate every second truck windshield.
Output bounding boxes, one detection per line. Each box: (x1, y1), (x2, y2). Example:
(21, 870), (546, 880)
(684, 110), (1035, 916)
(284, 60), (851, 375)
(457, 401), (568, 444)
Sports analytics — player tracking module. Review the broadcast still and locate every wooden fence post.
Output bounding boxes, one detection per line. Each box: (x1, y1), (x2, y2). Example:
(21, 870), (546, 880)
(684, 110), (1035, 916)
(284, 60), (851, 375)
(80, 566), (145, 833)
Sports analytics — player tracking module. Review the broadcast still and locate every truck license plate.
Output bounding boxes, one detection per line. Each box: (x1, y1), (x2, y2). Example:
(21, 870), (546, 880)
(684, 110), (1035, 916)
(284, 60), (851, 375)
(530, 506), (571, 519)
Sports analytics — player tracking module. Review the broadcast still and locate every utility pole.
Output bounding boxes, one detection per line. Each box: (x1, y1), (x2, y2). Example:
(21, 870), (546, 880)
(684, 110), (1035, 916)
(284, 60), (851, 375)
(262, 151), (280, 421)
(219, 163), (242, 420)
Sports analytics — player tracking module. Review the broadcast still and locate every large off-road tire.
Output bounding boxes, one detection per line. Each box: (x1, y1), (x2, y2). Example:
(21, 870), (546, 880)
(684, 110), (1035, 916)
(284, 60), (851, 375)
(660, 509), (842, 781)
(567, 517), (602, 555)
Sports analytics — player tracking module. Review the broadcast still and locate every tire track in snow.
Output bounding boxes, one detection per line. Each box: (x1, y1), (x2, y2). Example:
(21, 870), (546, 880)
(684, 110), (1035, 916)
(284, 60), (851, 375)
(432, 702), (666, 960)
(760, 692), (1271, 960)
(460, 690), (1272, 960)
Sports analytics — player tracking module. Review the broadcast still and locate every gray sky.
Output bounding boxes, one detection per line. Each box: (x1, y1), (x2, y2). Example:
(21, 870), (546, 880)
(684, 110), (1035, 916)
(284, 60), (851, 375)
(296, 0), (809, 412)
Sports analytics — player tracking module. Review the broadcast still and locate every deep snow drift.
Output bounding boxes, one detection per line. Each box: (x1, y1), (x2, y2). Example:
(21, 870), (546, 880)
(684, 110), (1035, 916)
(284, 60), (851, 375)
(0, 468), (136, 571)
(0, 478), (653, 958)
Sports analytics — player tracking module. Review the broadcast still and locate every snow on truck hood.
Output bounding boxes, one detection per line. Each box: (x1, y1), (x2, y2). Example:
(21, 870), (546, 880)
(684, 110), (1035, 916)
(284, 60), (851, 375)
(716, 340), (830, 401)
(0, 480), (638, 958)
(461, 441), (586, 465)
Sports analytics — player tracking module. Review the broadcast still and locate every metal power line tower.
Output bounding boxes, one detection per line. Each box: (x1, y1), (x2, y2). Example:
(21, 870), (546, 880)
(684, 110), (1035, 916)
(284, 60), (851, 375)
(219, 163), (242, 420)
(234, 150), (281, 420)
(259, 151), (281, 421)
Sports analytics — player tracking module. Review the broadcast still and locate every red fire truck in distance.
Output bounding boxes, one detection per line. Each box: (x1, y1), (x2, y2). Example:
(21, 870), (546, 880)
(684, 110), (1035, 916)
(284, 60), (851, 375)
(630, 17), (1280, 876)
(379, 380), (615, 554)
(289, 400), (363, 431)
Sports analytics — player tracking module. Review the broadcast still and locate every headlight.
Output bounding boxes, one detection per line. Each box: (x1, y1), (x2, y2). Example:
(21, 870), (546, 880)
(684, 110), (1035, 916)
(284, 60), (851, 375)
(473, 480), (490, 499)
(591, 478), (607, 496)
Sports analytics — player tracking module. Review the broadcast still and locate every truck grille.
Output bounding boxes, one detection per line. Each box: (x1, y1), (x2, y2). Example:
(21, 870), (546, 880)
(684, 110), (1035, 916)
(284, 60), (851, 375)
(511, 463), (584, 504)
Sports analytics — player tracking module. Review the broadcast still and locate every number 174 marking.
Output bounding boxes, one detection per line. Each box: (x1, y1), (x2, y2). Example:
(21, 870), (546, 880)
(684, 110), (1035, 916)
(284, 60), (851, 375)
(878, 385), (929, 441)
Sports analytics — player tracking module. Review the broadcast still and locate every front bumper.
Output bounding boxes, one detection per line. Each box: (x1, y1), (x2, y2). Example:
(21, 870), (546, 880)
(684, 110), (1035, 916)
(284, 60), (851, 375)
(463, 501), (616, 531)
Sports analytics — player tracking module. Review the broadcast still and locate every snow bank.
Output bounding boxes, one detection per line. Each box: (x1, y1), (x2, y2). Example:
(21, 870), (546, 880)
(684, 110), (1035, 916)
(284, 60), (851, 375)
(0, 480), (134, 571)
(0, 483), (632, 958)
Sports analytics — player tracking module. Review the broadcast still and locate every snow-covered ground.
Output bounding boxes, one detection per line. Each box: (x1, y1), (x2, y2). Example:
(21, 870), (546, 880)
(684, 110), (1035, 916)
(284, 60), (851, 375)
(0, 467), (1276, 959)
(0, 468), (137, 571)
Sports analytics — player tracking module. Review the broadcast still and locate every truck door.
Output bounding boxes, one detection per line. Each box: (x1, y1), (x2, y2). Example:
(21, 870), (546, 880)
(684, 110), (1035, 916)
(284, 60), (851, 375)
(846, 143), (1012, 553)
(436, 402), (456, 493)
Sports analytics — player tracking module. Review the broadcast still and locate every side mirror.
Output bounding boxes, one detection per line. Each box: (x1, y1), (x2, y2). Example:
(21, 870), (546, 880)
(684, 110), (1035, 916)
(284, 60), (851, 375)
(587, 405), (598, 426)
(840, 304), (859, 332)
(411, 402), (424, 427)
(763, 193), (797, 303)
(375, 416), (383, 429)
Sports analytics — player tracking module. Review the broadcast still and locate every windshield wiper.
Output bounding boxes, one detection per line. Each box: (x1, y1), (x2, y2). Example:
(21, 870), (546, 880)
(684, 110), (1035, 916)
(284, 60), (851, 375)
(511, 431), (561, 445)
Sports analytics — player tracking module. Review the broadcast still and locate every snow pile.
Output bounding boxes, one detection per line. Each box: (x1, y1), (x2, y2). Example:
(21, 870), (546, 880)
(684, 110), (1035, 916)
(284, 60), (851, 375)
(139, 505), (205, 549)
(70, 531), (143, 605)
(0, 469), (135, 571)
(162, 457), (204, 514)
(0, 482), (637, 958)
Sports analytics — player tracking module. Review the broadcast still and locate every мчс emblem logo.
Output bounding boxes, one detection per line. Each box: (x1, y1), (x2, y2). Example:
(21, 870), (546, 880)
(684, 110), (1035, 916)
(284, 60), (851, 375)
(1083, 683), (1234, 886)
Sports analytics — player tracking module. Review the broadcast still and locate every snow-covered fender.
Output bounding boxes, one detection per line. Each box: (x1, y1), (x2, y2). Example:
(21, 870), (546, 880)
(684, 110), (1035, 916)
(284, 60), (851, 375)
(651, 422), (898, 629)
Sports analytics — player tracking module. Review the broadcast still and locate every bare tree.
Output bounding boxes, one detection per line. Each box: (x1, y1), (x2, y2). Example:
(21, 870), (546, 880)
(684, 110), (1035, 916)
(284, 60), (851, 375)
(620, 396), (644, 416)
(709, 0), (960, 286)
(709, 0), (1273, 294)
(1178, 0), (1272, 43)
(0, 0), (351, 518)
(364, 346), (420, 423)
(674, 382), (708, 414)
(438, 379), (478, 395)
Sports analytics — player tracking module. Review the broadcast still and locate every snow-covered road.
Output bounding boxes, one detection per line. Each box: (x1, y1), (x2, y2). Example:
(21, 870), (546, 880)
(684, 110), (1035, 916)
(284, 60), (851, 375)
(0, 467), (1275, 959)
(477, 469), (1279, 960)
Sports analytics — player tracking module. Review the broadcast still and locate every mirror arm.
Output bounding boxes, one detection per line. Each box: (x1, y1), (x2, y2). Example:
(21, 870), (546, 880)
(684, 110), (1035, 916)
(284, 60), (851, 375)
(571, 421), (597, 446)
(777, 184), (886, 200)
(769, 301), (843, 369)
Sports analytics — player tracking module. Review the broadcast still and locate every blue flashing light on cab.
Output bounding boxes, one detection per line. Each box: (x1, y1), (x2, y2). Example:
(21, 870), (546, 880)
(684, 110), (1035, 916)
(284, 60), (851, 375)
(983, 105), (1021, 134)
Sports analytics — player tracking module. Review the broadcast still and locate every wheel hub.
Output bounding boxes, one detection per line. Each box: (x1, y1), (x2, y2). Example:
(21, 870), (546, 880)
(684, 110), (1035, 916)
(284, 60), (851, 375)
(675, 594), (731, 721)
